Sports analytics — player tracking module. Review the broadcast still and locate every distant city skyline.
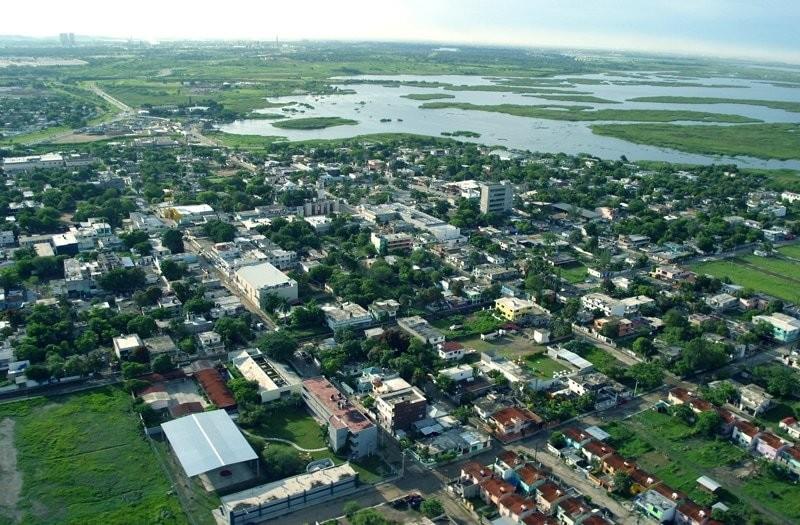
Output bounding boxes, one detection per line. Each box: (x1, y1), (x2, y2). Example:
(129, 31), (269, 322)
(4, 0), (800, 64)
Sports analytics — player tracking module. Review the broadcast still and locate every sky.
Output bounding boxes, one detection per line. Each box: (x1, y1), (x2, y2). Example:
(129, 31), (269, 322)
(4, 0), (800, 64)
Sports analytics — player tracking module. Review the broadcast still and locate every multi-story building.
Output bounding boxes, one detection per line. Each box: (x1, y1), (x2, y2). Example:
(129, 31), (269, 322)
(479, 181), (514, 214)
(752, 312), (800, 343)
(374, 385), (427, 433)
(397, 316), (445, 345)
(234, 262), (298, 305)
(368, 299), (400, 321)
(370, 232), (413, 253)
(301, 377), (377, 458)
(738, 383), (773, 415)
(230, 349), (302, 403)
(322, 302), (373, 331)
(266, 249), (297, 270)
(495, 297), (536, 322)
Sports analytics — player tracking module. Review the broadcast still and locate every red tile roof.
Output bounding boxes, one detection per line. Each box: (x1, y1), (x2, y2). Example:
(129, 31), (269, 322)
(499, 493), (536, 516)
(653, 483), (687, 502)
(491, 406), (543, 427)
(757, 431), (785, 450)
(498, 450), (521, 467)
(461, 460), (490, 480)
(439, 341), (464, 352)
(518, 463), (547, 485)
(782, 445), (800, 461)
(563, 427), (590, 443)
(194, 368), (236, 409)
(677, 501), (710, 523)
(583, 439), (614, 458)
(536, 481), (565, 503)
(481, 478), (516, 500)
(602, 453), (635, 473)
(303, 376), (374, 432)
(557, 497), (589, 518)
(168, 401), (204, 418)
(630, 468), (659, 488)
(522, 512), (558, 525)
(734, 419), (760, 437)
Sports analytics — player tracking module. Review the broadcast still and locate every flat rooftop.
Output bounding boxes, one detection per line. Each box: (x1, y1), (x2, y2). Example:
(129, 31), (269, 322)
(221, 463), (356, 510)
(303, 377), (374, 433)
(235, 262), (294, 289)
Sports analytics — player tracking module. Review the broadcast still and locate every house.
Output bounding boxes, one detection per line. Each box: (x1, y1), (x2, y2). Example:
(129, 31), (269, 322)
(374, 385), (427, 433)
(368, 299), (400, 321)
(234, 262), (298, 304)
(630, 468), (660, 494)
(675, 501), (711, 525)
(437, 341), (466, 361)
(555, 497), (591, 525)
(731, 420), (760, 449)
(113, 334), (144, 360)
(652, 265), (692, 282)
(779, 416), (800, 440)
(489, 406), (543, 442)
(480, 477), (516, 506)
(706, 293), (738, 311)
(754, 431), (787, 460)
(738, 383), (773, 415)
(581, 440), (615, 464)
(635, 489), (678, 523)
(517, 463), (548, 495)
(498, 494), (537, 522)
(777, 445), (800, 476)
(601, 453), (634, 477)
(534, 481), (567, 514)
(562, 427), (592, 450)
(494, 450), (523, 481)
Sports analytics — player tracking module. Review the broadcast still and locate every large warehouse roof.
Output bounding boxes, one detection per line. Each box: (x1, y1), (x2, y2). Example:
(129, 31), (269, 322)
(161, 410), (257, 477)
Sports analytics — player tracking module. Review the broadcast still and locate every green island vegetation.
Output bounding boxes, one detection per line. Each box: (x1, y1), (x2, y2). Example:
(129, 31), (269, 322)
(628, 95), (800, 112)
(420, 101), (760, 123)
(205, 131), (286, 149)
(591, 122), (800, 160)
(496, 77), (744, 88)
(442, 84), (593, 95)
(524, 94), (620, 103)
(440, 130), (481, 138)
(401, 93), (456, 100)
(693, 254), (800, 303)
(271, 116), (358, 130)
(0, 388), (187, 525)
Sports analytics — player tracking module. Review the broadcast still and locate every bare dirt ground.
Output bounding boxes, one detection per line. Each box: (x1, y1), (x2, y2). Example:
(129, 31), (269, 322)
(0, 418), (21, 522)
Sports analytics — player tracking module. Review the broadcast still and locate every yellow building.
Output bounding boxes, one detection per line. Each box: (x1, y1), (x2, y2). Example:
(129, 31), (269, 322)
(495, 297), (536, 322)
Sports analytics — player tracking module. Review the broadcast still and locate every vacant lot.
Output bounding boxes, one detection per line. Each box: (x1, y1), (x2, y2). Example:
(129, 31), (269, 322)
(458, 333), (544, 358)
(605, 409), (799, 523)
(693, 255), (800, 303)
(0, 388), (186, 525)
(525, 353), (570, 378)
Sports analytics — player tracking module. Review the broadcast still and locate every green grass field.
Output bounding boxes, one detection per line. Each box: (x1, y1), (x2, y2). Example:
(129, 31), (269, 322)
(272, 117), (358, 130)
(778, 244), (800, 259)
(557, 263), (589, 284)
(524, 353), (569, 378)
(246, 406), (327, 450)
(693, 256), (800, 303)
(591, 122), (800, 160)
(206, 131), (286, 149)
(0, 388), (186, 525)
(420, 101), (760, 123)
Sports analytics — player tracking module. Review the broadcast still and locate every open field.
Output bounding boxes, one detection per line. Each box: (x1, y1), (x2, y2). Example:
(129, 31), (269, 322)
(591, 122), (800, 160)
(557, 263), (589, 284)
(272, 116), (358, 130)
(0, 388), (186, 525)
(205, 131), (286, 149)
(778, 243), (800, 259)
(605, 410), (799, 522)
(457, 334), (544, 357)
(524, 353), (570, 378)
(693, 255), (800, 303)
(429, 311), (503, 340)
(627, 96), (800, 113)
(246, 406), (327, 450)
(420, 102), (760, 123)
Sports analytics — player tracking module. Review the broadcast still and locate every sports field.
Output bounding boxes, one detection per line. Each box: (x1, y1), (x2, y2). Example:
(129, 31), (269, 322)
(693, 254), (800, 303)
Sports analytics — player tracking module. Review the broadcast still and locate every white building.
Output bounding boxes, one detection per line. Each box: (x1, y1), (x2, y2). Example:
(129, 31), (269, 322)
(322, 302), (373, 331)
(479, 181), (514, 214)
(234, 262), (298, 305)
(1, 153), (65, 173)
(230, 349), (302, 402)
(113, 334), (144, 360)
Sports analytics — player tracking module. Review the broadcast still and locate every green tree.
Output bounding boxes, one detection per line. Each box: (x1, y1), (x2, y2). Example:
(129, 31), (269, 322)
(162, 229), (185, 253)
(257, 332), (297, 362)
(151, 354), (174, 374)
(228, 377), (261, 405)
(159, 259), (186, 281)
(127, 316), (157, 338)
(695, 410), (722, 437)
(98, 268), (146, 295)
(631, 337), (654, 357)
(261, 446), (303, 481)
(122, 361), (149, 379)
(214, 317), (253, 347)
(420, 498), (444, 518)
(626, 361), (664, 390)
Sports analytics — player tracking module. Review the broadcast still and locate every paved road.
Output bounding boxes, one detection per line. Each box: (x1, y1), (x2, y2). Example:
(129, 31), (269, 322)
(86, 81), (133, 113)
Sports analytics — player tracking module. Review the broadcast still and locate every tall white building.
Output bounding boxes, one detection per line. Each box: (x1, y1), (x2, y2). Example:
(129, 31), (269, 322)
(479, 181), (514, 214)
(234, 262), (298, 305)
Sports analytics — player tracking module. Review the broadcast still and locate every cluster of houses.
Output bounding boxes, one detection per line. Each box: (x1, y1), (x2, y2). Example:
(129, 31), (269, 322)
(450, 450), (612, 525)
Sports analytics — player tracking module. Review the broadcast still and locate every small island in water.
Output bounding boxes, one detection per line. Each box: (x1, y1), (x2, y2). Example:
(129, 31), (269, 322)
(272, 117), (358, 130)
(441, 130), (481, 138)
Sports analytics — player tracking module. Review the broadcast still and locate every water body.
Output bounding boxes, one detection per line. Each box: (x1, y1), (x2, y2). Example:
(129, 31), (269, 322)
(219, 73), (800, 169)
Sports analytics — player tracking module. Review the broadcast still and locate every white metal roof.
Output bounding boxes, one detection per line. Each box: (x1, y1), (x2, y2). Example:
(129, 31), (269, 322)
(161, 410), (257, 477)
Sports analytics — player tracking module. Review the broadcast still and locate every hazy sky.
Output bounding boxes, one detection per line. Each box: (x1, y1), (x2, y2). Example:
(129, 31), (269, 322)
(5, 0), (800, 63)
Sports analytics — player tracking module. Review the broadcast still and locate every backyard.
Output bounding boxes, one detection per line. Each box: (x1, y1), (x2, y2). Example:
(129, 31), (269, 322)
(0, 388), (186, 525)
